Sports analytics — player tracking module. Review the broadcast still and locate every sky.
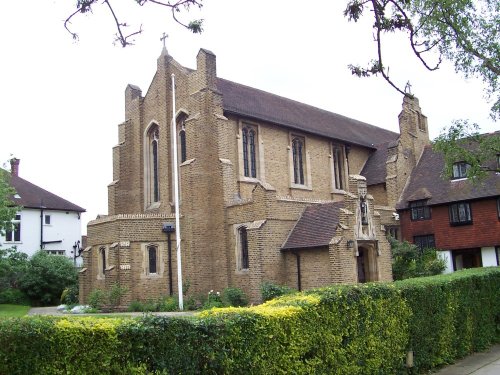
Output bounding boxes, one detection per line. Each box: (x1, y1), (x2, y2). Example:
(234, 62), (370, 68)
(0, 1), (497, 234)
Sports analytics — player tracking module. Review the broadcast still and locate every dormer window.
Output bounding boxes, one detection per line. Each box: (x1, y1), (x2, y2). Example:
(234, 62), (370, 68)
(452, 162), (470, 179)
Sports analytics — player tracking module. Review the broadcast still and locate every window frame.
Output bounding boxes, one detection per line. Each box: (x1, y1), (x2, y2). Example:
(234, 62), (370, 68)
(332, 143), (347, 191)
(449, 201), (473, 226)
(413, 234), (436, 251)
(236, 225), (250, 271)
(410, 200), (431, 221)
(44, 214), (51, 225)
(291, 135), (305, 185)
(148, 245), (158, 275)
(97, 246), (107, 279)
(242, 125), (258, 179)
(5, 214), (21, 243)
(452, 162), (470, 180)
(144, 123), (160, 209)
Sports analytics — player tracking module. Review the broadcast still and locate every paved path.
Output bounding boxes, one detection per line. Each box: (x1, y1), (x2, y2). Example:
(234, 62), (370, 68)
(27, 306), (195, 317)
(433, 344), (500, 375)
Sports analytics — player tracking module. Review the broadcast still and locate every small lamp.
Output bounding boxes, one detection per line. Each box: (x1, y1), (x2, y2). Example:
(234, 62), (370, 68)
(346, 240), (354, 248)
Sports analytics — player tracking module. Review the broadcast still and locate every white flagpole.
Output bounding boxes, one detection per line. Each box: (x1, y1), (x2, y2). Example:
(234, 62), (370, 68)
(171, 73), (184, 310)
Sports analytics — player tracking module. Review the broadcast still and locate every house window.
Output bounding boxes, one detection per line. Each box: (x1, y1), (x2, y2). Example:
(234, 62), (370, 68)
(410, 200), (431, 221)
(332, 144), (346, 190)
(145, 124), (160, 206)
(148, 245), (157, 274)
(414, 234), (435, 251)
(5, 214), (21, 242)
(242, 125), (258, 178)
(449, 202), (472, 225)
(292, 136), (305, 185)
(44, 215), (51, 225)
(238, 226), (249, 270)
(46, 250), (65, 256)
(452, 162), (470, 179)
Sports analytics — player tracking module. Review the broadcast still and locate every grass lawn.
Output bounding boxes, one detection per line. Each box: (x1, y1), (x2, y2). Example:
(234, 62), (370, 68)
(0, 304), (30, 318)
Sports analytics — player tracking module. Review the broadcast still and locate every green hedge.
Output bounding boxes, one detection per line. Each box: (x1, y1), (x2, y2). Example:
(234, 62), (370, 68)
(396, 267), (500, 373)
(0, 267), (499, 374)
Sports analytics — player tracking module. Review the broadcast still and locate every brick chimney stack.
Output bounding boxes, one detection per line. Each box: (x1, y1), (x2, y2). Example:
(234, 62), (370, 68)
(10, 158), (20, 177)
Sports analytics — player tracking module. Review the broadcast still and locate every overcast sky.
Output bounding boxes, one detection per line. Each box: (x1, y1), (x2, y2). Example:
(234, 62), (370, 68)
(1, 1), (497, 234)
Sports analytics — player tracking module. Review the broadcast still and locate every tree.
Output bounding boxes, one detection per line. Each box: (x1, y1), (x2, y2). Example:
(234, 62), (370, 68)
(65, 0), (204, 47)
(19, 251), (78, 306)
(390, 238), (446, 280)
(344, 0), (500, 119)
(0, 168), (18, 236)
(433, 121), (500, 181)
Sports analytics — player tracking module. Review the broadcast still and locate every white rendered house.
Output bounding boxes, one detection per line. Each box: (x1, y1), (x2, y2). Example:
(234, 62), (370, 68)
(0, 159), (85, 265)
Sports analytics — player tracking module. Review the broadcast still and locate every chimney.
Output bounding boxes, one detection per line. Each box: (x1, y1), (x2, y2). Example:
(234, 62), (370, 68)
(10, 158), (20, 177)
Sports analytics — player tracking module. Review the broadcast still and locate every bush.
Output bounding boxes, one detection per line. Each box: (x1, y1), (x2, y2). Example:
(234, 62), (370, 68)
(18, 251), (77, 306)
(391, 239), (446, 280)
(221, 287), (248, 307)
(202, 290), (223, 310)
(108, 283), (128, 307)
(1, 268), (499, 374)
(87, 289), (107, 310)
(60, 285), (79, 305)
(260, 281), (296, 302)
(0, 288), (29, 305)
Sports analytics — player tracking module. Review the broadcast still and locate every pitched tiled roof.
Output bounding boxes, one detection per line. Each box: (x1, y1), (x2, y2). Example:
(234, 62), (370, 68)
(217, 78), (399, 149)
(282, 201), (344, 250)
(8, 174), (85, 212)
(396, 144), (500, 210)
(361, 142), (393, 185)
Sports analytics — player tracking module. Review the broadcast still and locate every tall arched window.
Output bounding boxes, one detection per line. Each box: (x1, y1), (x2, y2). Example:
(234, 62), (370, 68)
(332, 144), (346, 190)
(148, 245), (157, 274)
(145, 124), (160, 206)
(242, 126), (257, 178)
(239, 226), (249, 270)
(292, 136), (305, 185)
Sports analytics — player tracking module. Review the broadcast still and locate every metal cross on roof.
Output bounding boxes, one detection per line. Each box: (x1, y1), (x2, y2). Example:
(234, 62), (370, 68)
(160, 32), (168, 49)
(404, 81), (413, 94)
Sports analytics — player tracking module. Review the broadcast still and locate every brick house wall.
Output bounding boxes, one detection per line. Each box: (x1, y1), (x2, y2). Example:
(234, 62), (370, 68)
(400, 198), (500, 250)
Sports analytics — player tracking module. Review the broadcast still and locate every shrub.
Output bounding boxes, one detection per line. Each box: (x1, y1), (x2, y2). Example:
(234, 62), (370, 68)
(202, 290), (223, 310)
(0, 288), (29, 305)
(60, 285), (79, 305)
(18, 251), (77, 306)
(108, 283), (128, 307)
(221, 287), (248, 307)
(87, 288), (107, 310)
(390, 238), (446, 280)
(260, 281), (296, 302)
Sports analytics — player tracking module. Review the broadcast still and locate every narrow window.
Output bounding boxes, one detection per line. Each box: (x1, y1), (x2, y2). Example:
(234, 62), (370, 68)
(452, 162), (470, 179)
(414, 235), (435, 251)
(360, 198), (368, 225)
(292, 136), (305, 185)
(242, 125), (257, 178)
(146, 124), (160, 205)
(180, 129), (187, 163)
(410, 200), (431, 221)
(6, 214), (21, 242)
(332, 144), (346, 190)
(44, 215), (51, 225)
(449, 202), (472, 225)
(239, 226), (249, 270)
(148, 246), (157, 274)
(99, 247), (106, 275)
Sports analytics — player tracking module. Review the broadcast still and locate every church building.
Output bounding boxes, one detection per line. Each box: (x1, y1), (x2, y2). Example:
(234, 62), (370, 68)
(79, 47), (430, 305)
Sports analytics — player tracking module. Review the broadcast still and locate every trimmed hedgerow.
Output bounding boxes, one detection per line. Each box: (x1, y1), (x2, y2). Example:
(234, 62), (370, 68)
(0, 267), (499, 374)
(395, 267), (500, 373)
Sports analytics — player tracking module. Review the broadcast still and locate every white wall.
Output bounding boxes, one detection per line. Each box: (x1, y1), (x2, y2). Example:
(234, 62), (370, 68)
(0, 208), (82, 265)
(438, 250), (454, 273)
(481, 247), (498, 267)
